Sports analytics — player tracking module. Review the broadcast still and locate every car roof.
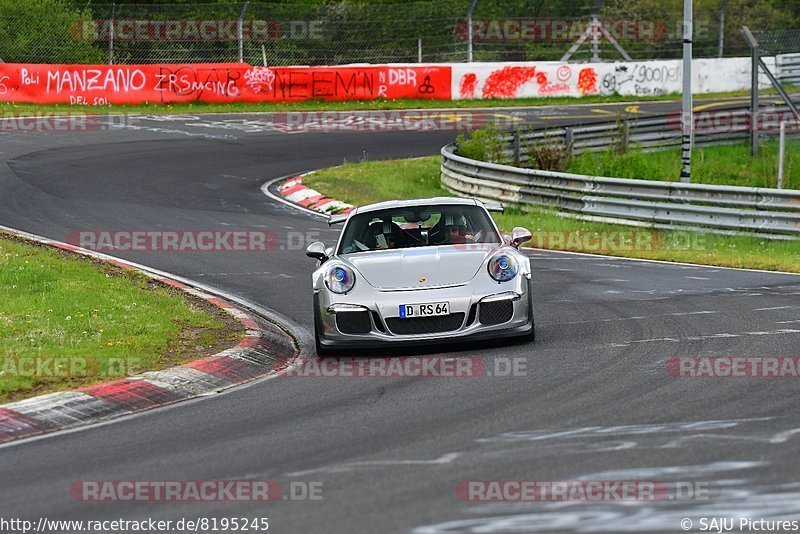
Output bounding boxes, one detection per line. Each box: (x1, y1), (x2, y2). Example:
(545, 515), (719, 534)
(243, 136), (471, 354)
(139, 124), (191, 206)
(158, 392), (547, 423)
(352, 197), (479, 216)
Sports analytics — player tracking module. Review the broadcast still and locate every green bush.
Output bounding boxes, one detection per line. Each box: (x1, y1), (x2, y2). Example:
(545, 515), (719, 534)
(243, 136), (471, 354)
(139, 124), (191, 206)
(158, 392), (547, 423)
(525, 132), (573, 171)
(455, 122), (507, 164)
(0, 0), (105, 63)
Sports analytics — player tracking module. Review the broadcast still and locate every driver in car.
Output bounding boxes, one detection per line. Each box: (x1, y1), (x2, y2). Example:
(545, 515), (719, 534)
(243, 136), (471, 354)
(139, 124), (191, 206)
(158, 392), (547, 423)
(443, 223), (468, 244)
(437, 213), (474, 245)
(371, 221), (401, 249)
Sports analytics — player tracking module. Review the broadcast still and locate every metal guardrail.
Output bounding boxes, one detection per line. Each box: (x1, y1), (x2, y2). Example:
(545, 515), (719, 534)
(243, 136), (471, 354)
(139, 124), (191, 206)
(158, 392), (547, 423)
(777, 53), (800, 85)
(440, 113), (800, 238)
(502, 104), (800, 165)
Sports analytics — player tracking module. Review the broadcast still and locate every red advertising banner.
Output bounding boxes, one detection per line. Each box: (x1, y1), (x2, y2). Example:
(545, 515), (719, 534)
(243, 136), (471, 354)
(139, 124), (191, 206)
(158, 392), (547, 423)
(0, 63), (451, 105)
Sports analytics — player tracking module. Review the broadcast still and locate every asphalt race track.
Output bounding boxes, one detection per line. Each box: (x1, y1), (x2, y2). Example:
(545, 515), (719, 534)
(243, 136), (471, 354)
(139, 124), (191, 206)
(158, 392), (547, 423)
(1, 97), (800, 533)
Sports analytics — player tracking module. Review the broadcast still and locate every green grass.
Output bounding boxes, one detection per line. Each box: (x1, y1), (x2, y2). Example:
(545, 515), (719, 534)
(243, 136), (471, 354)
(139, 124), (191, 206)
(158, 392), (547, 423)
(568, 140), (800, 189)
(303, 156), (800, 273)
(0, 88), (776, 116)
(0, 236), (242, 403)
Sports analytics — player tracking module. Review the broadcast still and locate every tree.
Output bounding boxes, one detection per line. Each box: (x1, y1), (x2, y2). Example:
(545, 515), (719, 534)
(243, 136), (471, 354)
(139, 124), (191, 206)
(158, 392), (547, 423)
(0, 0), (105, 63)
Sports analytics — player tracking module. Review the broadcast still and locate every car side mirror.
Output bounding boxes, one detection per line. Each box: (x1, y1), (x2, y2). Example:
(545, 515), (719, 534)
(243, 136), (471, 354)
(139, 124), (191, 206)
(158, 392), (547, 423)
(306, 241), (328, 261)
(510, 227), (532, 249)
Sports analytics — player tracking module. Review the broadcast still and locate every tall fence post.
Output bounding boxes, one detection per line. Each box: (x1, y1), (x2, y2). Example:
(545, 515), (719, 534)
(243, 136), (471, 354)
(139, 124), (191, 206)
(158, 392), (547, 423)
(590, 0), (602, 62)
(742, 27), (760, 157)
(717, 0), (730, 57)
(466, 0), (478, 62)
(108, 3), (116, 64)
(418, 38), (422, 63)
(238, 2), (250, 63)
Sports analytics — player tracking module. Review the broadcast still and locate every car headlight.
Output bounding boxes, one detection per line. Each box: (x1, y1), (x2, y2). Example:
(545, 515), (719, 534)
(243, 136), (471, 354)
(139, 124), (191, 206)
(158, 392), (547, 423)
(488, 253), (518, 282)
(325, 264), (356, 294)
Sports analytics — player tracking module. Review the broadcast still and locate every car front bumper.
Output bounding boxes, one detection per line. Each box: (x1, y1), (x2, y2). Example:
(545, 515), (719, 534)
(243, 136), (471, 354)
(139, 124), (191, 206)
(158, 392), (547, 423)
(314, 277), (533, 349)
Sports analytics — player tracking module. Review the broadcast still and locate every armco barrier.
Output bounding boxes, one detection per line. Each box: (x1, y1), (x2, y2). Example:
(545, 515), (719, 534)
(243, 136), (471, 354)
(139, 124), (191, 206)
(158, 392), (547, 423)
(0, 57), (775, 105)
(440, 137), (800, 240)
(777, 53), (800, 85)
(499, 104), (800, 165)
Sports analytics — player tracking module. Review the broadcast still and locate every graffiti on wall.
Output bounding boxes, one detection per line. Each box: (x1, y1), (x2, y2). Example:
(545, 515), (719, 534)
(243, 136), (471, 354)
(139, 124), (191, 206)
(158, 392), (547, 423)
(452, 60), (691, 100)
(599, 63), (681, 96)
(0, 63), (452, 105)
(0, 58), (760, 105)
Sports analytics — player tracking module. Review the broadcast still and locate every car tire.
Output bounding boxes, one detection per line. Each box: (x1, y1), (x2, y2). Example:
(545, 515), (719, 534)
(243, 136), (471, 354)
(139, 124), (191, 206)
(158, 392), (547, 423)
(313, 293), (335, 357)
(525, 278), (535, 341)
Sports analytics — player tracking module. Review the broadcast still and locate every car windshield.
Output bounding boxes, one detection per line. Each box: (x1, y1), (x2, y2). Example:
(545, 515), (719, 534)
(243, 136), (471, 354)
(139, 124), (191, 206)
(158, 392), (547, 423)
(338, 204), (501, 255)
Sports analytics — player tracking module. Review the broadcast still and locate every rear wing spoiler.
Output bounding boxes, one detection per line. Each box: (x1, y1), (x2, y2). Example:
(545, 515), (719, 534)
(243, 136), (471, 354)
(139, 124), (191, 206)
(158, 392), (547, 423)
(481, 201), (504, 213)
(328, 213), (349, 226)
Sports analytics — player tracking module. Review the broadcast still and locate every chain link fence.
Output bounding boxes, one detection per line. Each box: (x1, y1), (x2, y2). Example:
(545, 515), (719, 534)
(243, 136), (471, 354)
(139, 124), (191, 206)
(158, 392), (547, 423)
(0, 0), (798, 65)
(752, 29), (800, 57)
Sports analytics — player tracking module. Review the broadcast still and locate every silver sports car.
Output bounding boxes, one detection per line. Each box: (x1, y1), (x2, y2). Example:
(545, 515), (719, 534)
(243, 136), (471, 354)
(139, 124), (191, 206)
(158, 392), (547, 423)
(306, 197), (534, 354)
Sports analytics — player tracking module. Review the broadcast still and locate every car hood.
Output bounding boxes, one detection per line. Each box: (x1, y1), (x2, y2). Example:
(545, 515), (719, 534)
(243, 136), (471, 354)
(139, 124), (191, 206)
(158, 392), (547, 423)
(343, 245), (498, 290)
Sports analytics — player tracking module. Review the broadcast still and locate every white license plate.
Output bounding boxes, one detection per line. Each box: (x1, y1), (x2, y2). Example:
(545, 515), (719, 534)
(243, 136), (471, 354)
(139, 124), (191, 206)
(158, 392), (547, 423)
(399, 302), (449, 318)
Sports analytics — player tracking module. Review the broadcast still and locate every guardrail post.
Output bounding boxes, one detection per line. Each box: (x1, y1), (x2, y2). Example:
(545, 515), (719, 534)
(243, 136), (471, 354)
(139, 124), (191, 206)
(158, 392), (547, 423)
(564, 127), (574, 157)
(513, 130), (521, 167)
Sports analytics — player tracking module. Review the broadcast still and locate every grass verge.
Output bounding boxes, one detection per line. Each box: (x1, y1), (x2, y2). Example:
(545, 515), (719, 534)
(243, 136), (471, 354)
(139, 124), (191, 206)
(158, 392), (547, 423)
(0, 235), (244, 403)
(568, 139), (800, 189)
(0, 88), (774, 116)
(303, 156), (800, 273)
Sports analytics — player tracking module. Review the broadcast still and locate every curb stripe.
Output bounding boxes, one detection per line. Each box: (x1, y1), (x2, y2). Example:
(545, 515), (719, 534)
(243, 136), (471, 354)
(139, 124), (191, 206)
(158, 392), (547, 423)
(286, 189), (320, 203)
(0, 408), (51, 443)
(160, 279), (190, 290)
(141, 368), (231, 396)
(186, 356), (266, 384)
(276, 176), (355, 217)
(279, 183), (307, 196)
(0, 226), (300, 445)
(3, 392), (123, 430)
(80, 379), (187, 411)
(277, 177), (302, 191)
(299, 194), (324, 207)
